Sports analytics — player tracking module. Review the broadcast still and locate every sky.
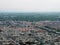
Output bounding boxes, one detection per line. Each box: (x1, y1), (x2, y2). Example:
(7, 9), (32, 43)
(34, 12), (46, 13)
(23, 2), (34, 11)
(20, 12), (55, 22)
(0, 0), (60, 12)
